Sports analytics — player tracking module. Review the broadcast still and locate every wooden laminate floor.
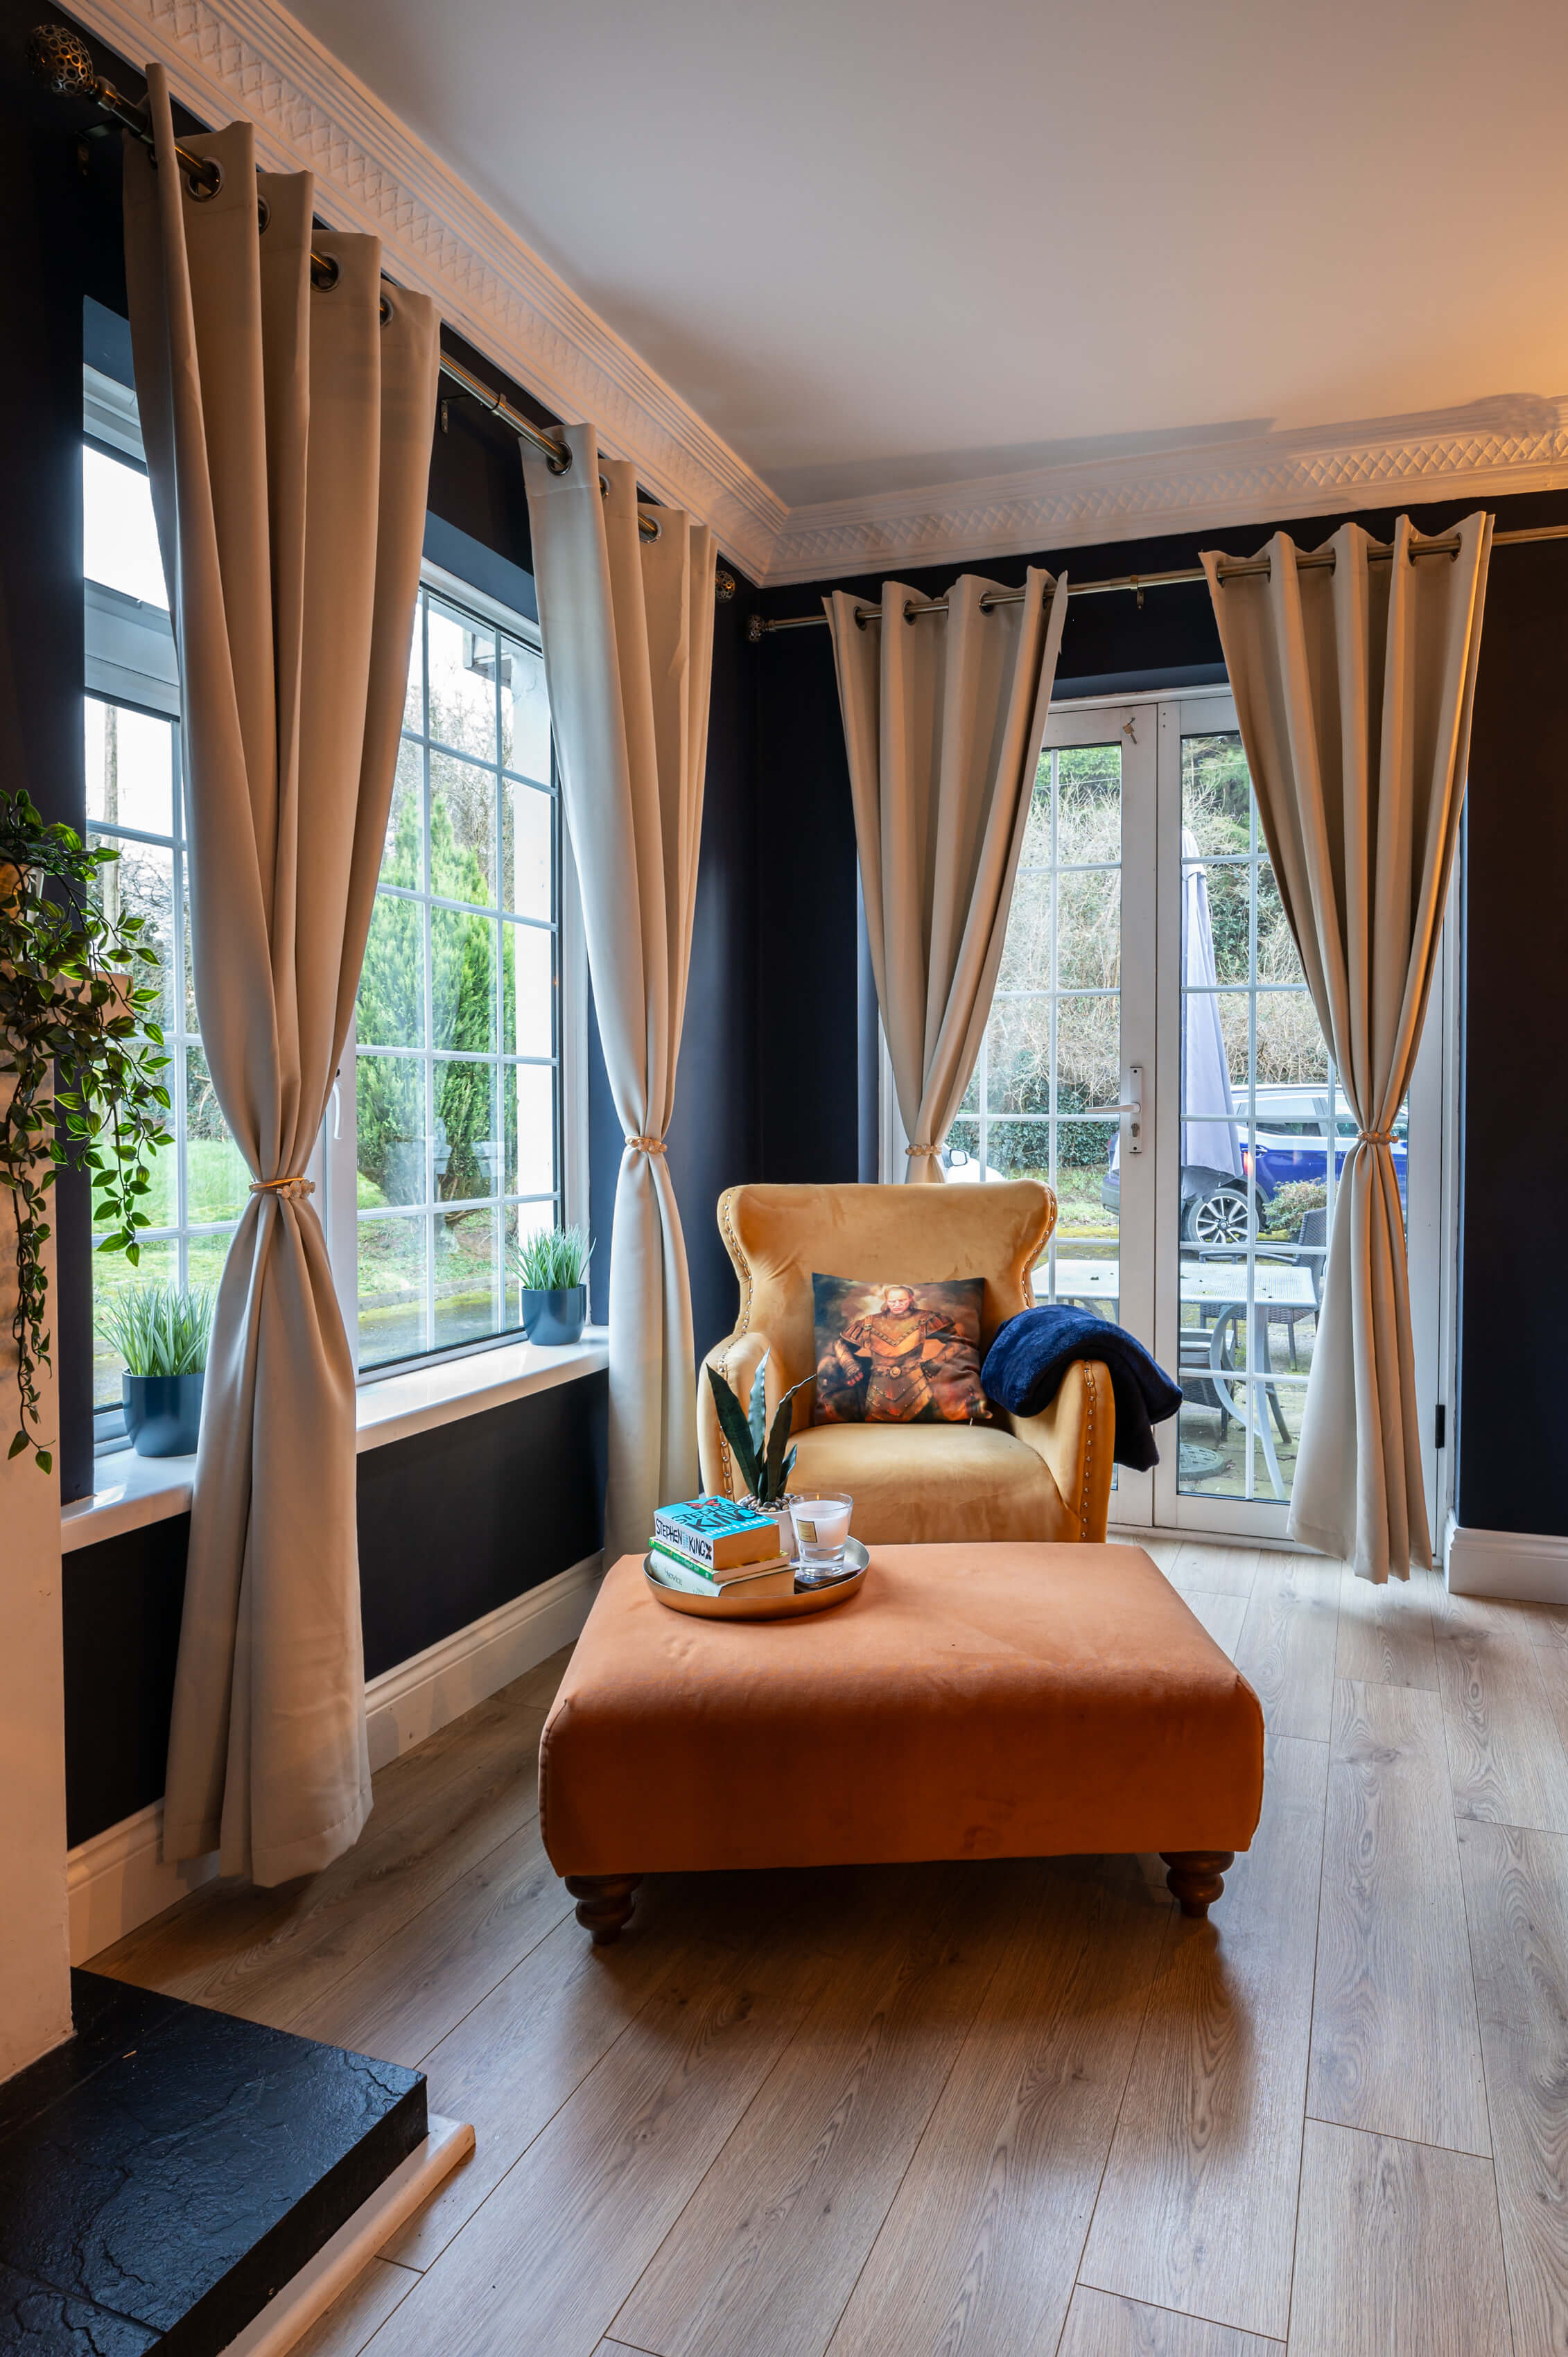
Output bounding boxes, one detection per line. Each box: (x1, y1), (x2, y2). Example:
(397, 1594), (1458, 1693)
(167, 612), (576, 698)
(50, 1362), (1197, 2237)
(89, 1548), (1568, 2357)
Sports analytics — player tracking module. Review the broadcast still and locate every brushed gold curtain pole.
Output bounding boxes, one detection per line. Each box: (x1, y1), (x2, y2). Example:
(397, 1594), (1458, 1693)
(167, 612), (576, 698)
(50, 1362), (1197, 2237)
(749, 525), (1568, 640)
(28, 24), (739, 594)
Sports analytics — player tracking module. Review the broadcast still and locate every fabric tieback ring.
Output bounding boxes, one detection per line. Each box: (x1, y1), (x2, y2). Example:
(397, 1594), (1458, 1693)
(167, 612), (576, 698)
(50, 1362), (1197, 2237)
(250, 1174), (316, 1199)
(905, 1140), (942, 1157)
(1359, 1131), (1396, 1145)
(625, 1135), (666, 1154)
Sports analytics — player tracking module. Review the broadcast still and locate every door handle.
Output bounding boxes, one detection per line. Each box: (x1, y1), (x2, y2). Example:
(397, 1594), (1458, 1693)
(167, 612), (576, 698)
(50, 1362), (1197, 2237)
(1089, 1066), (1143, 1154)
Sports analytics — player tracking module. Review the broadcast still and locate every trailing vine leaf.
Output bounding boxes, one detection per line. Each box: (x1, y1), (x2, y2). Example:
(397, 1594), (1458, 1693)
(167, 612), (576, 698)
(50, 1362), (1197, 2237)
(0, 790), (173, 1470)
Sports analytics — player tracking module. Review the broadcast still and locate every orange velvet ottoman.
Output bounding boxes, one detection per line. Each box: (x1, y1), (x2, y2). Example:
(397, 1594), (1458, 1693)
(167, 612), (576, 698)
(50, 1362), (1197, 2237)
(539, 1542), (1265, 1942)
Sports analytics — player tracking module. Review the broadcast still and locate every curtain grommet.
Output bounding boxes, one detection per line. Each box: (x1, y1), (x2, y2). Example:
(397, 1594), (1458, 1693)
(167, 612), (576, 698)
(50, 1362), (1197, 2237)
(186, 156), (222, 201)
(256, 193), (270, 234)
(311, 252), (342, 293)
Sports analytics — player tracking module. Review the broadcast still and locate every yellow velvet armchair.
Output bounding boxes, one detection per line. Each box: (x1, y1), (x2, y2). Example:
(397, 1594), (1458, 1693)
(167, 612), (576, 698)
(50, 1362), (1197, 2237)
(697, 1181), (1115, 1545)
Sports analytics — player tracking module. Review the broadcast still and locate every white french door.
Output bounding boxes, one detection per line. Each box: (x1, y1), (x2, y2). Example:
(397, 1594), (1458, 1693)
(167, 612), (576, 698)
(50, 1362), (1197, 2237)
(898, 686), (1456, 1547)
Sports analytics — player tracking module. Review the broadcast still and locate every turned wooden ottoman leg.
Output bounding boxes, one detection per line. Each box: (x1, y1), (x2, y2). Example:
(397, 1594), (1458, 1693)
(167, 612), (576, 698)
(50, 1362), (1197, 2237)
(565, 1873), (643, 1945)
(1160, 1850), (1235, 1919)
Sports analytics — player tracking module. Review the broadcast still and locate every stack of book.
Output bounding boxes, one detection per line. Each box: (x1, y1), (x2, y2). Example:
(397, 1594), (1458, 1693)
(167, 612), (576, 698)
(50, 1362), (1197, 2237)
(649, 1497), (796, 1601)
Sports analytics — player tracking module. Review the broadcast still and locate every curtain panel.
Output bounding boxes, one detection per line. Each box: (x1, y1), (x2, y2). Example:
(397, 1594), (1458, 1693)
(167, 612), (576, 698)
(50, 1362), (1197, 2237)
(521, 428), (715, 1559)
(1202, 514), (1491, 1581)
(826, 572), (1068, 1182)
(124, 67), (439, 1880)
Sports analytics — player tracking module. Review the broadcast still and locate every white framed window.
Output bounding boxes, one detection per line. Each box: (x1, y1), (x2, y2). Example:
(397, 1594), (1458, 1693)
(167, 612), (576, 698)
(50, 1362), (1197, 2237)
(83, 361), (585, 1442)
(83, 368), (252, 1441)
(324, 566), (586, 1372)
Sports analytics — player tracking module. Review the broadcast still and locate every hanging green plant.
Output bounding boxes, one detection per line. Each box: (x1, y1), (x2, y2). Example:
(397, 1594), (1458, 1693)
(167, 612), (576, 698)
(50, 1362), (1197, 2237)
(0, 790), (173, 1472)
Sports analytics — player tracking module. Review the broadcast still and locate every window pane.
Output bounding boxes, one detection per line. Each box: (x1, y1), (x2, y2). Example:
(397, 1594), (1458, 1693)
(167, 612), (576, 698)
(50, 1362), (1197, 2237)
(82, 446), (167, 609)
(501, 639), (550, 783)
(358, 1215), (428, 1368)
(355, 584), (557, 1371)
(403, 604), (424, 734)
(85, 699), (174, 835)
(1181, 733), (1251, 858)
(430, 750), (495, 904)
(1256, 862), (1307, 989)
(91, 833), (175, 1034)
(357, 1054), (426, 1208)
(186, 1229), (236, 1294)
(358, 892), (426, 1049)
(1056, 993), (1119, 1117)
(502, 922), (553, 1059)
(1192, 853), (1251, 984)
(435, 1056), (498, 1201)
(1056, 744), (1120, 864)
(92, 1240), (177, 1409)
(383, 741), (424, 888)
(433, 1206), (498, 1350)
(500, 776), (551, 920)
(185, 1045), (250, 1224)
(433, 907), (497, 1054)
(1056, 867), (1119, 989)
(505, 1061), (555, 1197)
(986, 1115), (1052, 1179)
(427, 600), (497, 761)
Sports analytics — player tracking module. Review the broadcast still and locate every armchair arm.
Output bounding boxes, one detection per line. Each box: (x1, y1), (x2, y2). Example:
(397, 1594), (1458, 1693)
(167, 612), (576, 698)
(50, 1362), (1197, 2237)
(697, 1328), (777, 1500)
(1005, 1359), (1116, 1542)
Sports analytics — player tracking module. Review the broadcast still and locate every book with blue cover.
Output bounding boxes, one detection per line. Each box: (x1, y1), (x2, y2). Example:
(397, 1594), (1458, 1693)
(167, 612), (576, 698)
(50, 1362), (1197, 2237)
(651, 1495), (779, 1571)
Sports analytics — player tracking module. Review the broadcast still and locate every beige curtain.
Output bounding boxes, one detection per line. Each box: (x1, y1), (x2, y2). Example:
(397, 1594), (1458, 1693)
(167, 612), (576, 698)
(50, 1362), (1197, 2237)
(1202, 514), (1490, 1582)
(124, 68), (439, 1879)
(521, 428), (714, 1558)
(826, 571), (1068, 1181)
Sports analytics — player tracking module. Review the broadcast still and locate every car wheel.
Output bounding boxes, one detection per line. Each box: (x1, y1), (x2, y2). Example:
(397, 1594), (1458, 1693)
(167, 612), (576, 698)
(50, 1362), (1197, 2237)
(1183, 1185), (1251, 1247)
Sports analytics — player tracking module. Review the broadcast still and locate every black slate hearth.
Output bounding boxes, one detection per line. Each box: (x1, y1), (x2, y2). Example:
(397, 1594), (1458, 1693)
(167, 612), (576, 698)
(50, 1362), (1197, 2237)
(0, 1971), (426, 2354)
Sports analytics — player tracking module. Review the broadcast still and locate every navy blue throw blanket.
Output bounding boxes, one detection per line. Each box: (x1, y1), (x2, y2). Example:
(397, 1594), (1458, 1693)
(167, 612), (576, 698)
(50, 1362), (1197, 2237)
(982, 1305), (1183, 1472)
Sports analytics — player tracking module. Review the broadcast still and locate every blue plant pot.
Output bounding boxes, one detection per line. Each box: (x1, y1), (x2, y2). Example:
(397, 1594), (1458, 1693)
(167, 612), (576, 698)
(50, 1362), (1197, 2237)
(519, 1285), (588, 1347)
(123, 1371), (204, 1458)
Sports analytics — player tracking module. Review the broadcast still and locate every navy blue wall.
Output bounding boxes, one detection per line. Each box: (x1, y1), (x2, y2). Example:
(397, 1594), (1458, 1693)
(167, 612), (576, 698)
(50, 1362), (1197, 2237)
(756, 494), (1568, 1542)
(63, 1371), (607, 1847)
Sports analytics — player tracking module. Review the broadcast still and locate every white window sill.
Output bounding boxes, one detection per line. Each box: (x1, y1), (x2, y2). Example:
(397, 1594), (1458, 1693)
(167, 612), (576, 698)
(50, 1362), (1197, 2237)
(61, 1328), (609, 1554)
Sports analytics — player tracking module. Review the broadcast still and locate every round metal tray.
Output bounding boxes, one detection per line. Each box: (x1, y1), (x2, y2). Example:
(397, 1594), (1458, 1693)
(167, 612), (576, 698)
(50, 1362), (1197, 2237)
(644, 1536), (869, 1621)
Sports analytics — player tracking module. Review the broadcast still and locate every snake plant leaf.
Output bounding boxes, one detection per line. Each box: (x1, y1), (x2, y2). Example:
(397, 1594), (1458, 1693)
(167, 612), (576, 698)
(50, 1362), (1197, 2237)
(706, 1364), (761, 1497)
(747, 1353), (769, 1454)
(763, 1376), (812, 1500)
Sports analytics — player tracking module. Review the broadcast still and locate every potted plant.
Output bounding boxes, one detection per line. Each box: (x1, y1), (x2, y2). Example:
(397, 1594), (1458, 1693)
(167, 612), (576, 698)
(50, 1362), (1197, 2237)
(96, 1284), (214, 1457)
(1, 790), (172, 1472)
(705, 1352), (812, 1542)
(512, 1224), (593, 1346)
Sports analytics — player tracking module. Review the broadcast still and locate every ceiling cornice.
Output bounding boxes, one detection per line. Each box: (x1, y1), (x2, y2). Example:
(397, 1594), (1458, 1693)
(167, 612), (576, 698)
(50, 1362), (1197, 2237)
(765, 408), (1568, 585)
(66, 0), (790, 582)
(64, 0), (1568, 591)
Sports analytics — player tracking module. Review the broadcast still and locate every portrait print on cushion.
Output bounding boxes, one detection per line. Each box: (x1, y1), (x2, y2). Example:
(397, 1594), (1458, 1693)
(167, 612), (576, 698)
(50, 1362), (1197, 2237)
(812, 1276), (995, 1425)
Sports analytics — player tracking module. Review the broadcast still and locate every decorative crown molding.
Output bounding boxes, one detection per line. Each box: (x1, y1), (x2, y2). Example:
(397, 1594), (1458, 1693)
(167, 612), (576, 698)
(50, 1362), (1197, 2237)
(765, 403), (1568, 585)
(64, 0), (790, 582)
(62, 0), (1568, 590)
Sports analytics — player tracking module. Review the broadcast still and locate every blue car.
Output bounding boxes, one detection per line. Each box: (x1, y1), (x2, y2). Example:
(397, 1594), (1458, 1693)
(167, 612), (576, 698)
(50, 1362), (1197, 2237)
(1101, 1086), (1409, 1248)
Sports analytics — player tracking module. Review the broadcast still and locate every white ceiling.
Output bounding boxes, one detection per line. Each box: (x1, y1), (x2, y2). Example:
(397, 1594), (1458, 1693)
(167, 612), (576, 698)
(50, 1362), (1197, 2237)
(287, 0), (1568, 517)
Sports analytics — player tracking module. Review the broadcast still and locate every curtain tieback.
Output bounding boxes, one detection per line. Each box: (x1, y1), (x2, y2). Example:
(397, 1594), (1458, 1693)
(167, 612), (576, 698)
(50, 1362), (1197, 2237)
(905, 1140), (943, 1158)
(250, 1174), (316, 1199)
(1359, 1129), (1396, 1146)
(625, 1135), (667, 1155)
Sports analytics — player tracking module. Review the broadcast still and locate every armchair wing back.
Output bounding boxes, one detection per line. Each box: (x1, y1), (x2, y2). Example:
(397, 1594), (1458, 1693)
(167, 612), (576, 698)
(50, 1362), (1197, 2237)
(697, 1181), (1116, 1545)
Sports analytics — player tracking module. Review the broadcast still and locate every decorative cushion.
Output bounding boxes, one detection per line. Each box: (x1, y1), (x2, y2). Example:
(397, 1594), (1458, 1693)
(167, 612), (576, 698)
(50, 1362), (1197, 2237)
(812, 1274), (993, 1425)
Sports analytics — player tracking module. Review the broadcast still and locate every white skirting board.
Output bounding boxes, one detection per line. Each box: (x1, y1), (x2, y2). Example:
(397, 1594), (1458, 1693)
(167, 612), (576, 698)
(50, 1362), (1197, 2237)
(1445, 1517), (1568, 1605)
(219, 2114), (473, 2357)
(67, 1553), (600, 1963)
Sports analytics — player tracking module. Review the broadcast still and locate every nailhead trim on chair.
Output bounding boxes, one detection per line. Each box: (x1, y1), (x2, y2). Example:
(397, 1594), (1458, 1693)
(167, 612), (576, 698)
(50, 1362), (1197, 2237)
(713, 1190), (753, 1500)
(1079, 1359), (1096, 1539)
